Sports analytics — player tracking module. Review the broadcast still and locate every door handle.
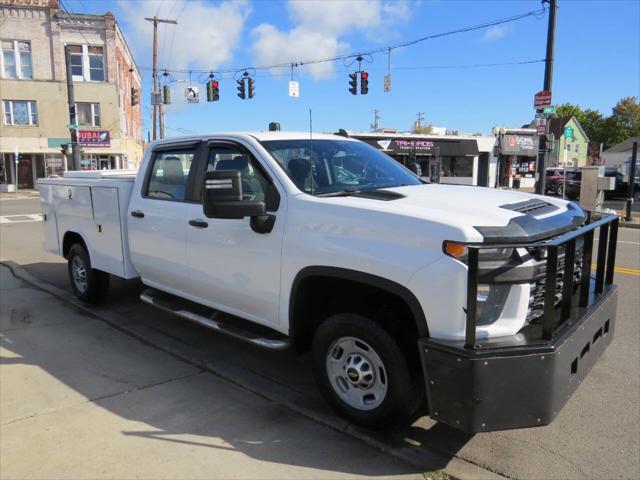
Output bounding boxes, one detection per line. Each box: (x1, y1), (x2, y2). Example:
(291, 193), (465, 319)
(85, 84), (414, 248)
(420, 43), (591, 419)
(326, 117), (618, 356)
(131, 210), (145, 218)
(189, 219), (208, 229)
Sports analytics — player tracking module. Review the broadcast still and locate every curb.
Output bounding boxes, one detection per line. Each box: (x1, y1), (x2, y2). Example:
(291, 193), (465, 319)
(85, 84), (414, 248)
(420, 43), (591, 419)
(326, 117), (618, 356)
(1, 259), (505, 480)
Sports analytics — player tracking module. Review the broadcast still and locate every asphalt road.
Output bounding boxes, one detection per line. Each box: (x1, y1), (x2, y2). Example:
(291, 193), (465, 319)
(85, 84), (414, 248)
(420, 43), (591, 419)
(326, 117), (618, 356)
(2, 196), (639, 480)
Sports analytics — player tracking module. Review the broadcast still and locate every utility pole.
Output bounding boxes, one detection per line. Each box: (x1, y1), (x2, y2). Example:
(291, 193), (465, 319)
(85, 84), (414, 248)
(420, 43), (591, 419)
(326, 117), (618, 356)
(64, 46), (82, 170)
(416, 112), (424, 129)
(371, 109), (380, 132)
(535, 0), (557, 195)
(625, 142), (638, 221)
(145, 16), (177, 141)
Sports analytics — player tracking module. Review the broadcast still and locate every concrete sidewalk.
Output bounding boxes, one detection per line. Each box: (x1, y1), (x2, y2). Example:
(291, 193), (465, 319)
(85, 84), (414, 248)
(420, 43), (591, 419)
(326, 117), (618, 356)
(0, 265), (429, 480)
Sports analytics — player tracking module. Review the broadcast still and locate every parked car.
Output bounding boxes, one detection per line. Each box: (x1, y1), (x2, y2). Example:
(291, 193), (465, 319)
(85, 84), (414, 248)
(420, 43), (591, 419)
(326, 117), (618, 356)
(37, 132), (619, 433)
(545, 168), (564, 195)
(604, 169), (640, 199)
(562, 169), (582, 199)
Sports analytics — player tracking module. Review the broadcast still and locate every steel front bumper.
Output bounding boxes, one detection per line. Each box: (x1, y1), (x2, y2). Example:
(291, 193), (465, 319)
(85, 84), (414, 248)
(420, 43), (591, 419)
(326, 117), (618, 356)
(418, 285), (618, 433)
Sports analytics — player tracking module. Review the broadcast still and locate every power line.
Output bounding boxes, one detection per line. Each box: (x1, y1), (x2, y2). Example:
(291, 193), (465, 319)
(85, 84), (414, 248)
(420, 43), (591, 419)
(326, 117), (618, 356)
(139, 5), (546, 76)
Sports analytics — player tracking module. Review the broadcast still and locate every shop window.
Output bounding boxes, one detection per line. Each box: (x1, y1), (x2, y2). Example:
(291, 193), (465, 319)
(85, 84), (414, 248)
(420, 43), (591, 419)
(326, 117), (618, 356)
(66, 44), (105, 82)
(1, 40), (32, 79)
(76, 102), (101, 127)
(3, 100), (38, 126)
(442, 156), (473, 177)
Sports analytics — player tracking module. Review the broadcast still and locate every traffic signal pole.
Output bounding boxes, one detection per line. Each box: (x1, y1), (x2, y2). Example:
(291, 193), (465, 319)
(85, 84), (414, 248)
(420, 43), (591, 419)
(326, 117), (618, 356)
(145, 16), (177, 140)
(535, 0), (557, 195)
(64, 46), (82, 170)
(625, 142), (638, 221)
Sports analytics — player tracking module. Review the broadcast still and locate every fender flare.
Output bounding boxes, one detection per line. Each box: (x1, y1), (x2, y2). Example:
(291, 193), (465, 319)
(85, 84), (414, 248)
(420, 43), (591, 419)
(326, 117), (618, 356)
(289, 266), (429, 338)
(62, 229), (94, 261)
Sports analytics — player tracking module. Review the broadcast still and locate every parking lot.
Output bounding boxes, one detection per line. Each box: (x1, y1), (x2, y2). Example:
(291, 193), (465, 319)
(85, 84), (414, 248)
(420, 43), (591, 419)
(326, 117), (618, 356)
(1, 195), (639, 480)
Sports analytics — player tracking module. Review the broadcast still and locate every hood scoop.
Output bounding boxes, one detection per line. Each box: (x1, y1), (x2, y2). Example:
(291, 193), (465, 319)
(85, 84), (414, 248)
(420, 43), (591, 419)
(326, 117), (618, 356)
(353, 189), (406, 201)
(500, 199), (558, 216)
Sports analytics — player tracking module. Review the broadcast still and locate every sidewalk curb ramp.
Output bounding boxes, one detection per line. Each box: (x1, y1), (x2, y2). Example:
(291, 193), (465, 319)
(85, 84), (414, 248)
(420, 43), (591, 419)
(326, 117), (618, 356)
(1, 260), (505, 480)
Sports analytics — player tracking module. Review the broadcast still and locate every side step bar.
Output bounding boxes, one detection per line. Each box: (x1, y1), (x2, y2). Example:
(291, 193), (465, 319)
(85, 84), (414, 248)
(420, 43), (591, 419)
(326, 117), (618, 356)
(140, 289), (290, 351)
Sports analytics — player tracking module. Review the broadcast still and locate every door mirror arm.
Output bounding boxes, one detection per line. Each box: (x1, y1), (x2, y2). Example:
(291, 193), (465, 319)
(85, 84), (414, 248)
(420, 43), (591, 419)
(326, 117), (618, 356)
(250, 214), (276, 234)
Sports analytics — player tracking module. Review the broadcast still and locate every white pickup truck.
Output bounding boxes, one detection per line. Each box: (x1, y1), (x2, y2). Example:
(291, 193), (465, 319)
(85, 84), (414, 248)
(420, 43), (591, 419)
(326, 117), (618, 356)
(38, 132), (619, 432)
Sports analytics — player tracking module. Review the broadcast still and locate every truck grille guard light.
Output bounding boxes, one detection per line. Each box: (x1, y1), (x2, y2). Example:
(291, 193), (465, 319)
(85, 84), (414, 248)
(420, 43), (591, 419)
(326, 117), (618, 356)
(460, 212), (619, 349)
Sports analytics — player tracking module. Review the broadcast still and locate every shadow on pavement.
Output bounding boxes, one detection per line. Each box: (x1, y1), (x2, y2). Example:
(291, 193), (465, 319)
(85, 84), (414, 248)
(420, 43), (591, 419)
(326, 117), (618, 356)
(2, 262), (475, 476)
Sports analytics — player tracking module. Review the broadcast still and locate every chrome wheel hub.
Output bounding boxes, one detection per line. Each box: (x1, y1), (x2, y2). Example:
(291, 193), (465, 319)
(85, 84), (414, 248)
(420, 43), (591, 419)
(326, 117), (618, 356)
(326, 336), (388, 411)
(72, 256), (88, 293)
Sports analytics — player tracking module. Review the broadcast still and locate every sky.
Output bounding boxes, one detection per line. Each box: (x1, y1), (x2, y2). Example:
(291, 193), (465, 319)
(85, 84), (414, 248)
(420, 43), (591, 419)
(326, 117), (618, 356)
(63, 0), (640, 138)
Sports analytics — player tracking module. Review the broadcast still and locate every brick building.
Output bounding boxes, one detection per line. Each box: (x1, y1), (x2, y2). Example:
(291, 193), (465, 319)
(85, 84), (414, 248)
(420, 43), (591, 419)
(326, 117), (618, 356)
(0, 0), (143, 191)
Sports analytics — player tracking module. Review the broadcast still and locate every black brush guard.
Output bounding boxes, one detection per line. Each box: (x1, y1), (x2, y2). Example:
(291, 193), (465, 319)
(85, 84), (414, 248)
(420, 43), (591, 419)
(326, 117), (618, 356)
(419, 213), (619, 432)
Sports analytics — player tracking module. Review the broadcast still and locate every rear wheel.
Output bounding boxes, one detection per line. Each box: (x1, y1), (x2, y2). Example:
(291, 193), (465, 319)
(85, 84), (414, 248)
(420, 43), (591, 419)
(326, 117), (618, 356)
(67, 243), (109, 303)
(312, 313), (424, 428)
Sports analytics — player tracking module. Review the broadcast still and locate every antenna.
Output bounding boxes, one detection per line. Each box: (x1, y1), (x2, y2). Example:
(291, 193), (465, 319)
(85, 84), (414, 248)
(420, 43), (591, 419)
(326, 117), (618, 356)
(309, 109), (314, 195)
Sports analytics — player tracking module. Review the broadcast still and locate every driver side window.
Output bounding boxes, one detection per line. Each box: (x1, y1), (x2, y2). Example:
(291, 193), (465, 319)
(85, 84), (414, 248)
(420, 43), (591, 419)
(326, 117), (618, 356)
(207, 146), (268, 204)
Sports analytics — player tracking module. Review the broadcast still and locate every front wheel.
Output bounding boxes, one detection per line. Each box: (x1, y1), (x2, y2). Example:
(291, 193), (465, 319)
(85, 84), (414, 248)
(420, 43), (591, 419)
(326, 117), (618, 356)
(556, 183), (564, 197)
(312, 313), (424, 428)
(67, 243), (109, 303)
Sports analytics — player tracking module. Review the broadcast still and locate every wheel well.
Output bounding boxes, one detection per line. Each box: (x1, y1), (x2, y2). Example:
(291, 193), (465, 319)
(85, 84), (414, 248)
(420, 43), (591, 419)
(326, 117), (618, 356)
(62, 232), (86, 258)
(290, 272), (426, 359)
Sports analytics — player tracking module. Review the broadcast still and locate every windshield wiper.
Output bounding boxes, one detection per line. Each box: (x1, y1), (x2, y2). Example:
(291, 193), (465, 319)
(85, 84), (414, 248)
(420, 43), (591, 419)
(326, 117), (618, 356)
(317, 188), (361, 197)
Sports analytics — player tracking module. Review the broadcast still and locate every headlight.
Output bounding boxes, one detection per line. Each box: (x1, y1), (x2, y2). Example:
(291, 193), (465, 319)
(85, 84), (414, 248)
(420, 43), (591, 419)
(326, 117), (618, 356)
(476, 284), (510, 325)
(443, 241), (515, 263)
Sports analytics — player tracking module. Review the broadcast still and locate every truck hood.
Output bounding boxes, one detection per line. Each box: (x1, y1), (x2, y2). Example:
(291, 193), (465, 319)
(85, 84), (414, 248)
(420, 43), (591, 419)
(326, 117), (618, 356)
(328, 184), (587, 243)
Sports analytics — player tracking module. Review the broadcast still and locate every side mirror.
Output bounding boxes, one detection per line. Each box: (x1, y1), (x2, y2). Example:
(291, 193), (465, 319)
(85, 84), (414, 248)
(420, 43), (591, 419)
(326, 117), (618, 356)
(203, 170), (265, 219)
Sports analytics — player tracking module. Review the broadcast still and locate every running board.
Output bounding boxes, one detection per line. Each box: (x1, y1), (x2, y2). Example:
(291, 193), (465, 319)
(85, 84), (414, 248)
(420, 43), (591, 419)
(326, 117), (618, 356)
(140, 289), (290, 351)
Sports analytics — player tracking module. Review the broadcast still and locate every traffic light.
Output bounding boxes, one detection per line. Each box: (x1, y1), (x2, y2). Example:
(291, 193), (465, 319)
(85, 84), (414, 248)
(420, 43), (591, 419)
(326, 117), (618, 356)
(131, 87), (139, 106)
(348, 73), (357, 95)
(211, 80), (219, 101)
(162, 85), (171, 104)
(237, 78), (246, 99)
(247, 77), (255, 99)
(360, 71), (369, 95)
(206, 80), (220, 102)
(61, 144), (69, 156)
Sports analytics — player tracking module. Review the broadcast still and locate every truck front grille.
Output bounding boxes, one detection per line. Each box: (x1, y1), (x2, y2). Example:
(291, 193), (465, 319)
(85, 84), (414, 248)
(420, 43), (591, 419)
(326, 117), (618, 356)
(526, 249), (585, 323)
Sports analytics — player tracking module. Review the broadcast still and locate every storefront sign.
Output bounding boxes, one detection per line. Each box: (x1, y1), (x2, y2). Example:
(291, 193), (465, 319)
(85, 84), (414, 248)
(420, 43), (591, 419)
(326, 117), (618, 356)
(0, 0), (51, 6)
(500, 134), (538, 156)
(78, 130), (110, 147)
(393, 140), (435, 152)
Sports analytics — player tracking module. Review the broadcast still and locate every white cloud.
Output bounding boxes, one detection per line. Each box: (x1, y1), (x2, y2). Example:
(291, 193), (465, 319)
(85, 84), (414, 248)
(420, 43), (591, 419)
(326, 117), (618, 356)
(250, 0), (410, 79)
(118, 0), (251, 71)
(481, 25), (508, 42)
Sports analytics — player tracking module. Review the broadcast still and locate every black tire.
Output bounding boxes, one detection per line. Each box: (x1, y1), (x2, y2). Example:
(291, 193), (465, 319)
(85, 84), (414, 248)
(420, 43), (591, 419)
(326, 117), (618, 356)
(566, 191), (579, 200)
(556, 183), (564, 197)
(67, 243), (109, 304)
(311, 313), (424, 428)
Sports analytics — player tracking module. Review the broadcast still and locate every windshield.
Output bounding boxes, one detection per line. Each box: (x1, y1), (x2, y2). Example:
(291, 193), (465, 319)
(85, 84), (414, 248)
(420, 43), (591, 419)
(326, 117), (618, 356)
(260, 139), (422, 196)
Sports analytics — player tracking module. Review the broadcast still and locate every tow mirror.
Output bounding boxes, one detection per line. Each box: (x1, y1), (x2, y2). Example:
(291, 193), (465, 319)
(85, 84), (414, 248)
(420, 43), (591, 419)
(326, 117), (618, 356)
(203, 170), (265, 219)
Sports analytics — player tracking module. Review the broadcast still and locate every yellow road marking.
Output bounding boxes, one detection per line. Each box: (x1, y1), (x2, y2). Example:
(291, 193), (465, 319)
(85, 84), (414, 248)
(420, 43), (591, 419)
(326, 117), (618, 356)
(592, 264), (640, 276)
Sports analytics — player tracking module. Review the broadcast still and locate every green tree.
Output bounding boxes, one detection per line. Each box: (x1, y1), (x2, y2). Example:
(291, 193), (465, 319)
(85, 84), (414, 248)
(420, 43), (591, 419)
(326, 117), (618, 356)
(412, 124), (433, 134)
(607, 96), (640, 145)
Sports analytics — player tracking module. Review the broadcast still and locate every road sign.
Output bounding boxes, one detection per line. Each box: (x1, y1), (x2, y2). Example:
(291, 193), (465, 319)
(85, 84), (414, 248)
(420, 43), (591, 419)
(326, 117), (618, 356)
(543, 107), (557, 114)
(288, 81), (299, 98)
(564, 126), (574, 139)
(384, 74), (392, 93)
(536, 117), (547, 135)
(184, 86), (199, 103)
(534, 90), (552, 109)
(67, 124), (78, 130)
